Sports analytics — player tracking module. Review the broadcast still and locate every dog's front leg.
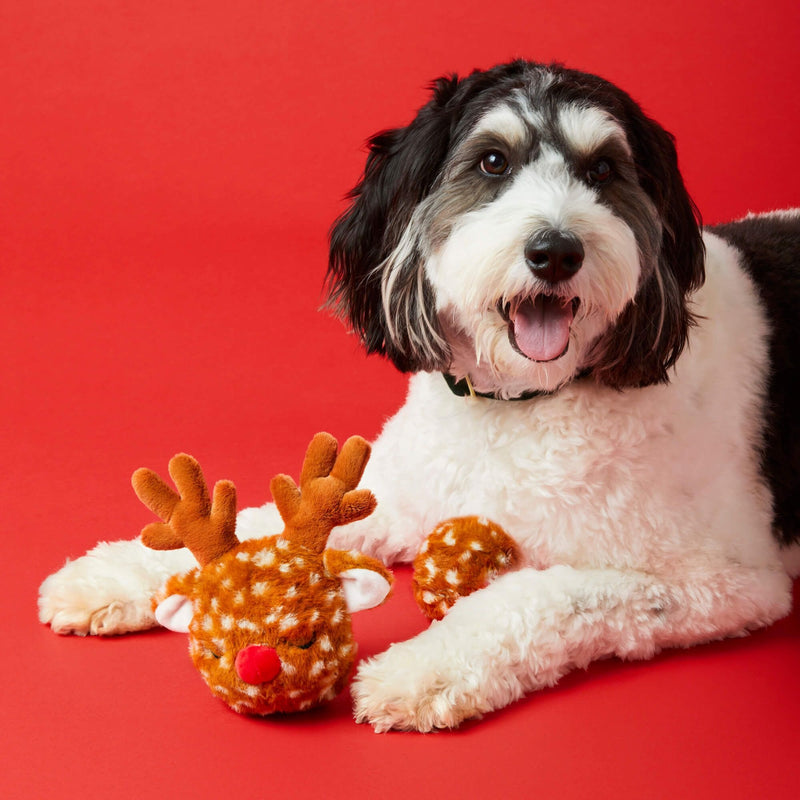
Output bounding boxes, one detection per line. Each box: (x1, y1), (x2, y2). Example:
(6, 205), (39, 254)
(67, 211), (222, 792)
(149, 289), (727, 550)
(39, 502), (286, 636)
(352, 562), (792, 732)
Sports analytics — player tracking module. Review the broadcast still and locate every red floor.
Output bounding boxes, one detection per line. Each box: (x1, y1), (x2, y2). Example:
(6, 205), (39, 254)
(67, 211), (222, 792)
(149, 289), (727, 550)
(3, 2), (799, 798)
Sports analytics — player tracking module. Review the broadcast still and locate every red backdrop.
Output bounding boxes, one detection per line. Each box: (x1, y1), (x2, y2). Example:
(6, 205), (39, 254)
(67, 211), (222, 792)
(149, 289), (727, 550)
(3, 2), (799, 798)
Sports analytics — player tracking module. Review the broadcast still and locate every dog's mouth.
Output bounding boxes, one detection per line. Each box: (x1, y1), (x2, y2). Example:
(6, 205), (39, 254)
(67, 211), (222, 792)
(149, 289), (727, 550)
(499, 296), (580, 362)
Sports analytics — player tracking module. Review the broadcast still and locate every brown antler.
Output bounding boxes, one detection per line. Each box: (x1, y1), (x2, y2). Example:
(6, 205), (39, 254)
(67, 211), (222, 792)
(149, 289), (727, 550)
(132, 454), (239, 566)
(270, 432), (376, 553)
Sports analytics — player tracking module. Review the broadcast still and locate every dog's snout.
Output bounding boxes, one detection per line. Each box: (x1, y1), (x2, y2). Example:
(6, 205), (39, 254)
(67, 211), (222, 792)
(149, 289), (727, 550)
(524, 231), (585, 283)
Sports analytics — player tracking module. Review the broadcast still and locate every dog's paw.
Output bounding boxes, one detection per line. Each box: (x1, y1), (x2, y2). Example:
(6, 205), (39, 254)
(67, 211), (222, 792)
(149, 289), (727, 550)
(38, 539), (193, 635)
(350, 631), (488, 732)
(328, 516), (422, 566)
(39, 562), (153, 636)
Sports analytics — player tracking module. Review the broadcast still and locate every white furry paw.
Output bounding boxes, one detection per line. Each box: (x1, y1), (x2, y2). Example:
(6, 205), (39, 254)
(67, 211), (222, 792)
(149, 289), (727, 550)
(38, 539), (194, 636)
(328, 515), (422, 566)
(351, 630), (490, 732)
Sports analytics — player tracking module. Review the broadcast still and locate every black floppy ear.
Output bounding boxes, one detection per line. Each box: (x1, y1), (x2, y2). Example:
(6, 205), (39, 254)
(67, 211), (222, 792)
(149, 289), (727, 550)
(594, 97), (705, 388)
(327, 77), (462, 372)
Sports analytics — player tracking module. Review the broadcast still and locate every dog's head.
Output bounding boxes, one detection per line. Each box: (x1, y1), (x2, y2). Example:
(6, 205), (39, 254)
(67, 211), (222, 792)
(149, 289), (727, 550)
(328, 61), (704, 397)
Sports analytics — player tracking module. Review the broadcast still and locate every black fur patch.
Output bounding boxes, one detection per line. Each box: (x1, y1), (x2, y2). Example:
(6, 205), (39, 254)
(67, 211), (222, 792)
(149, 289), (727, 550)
(712, 213), (800, 546)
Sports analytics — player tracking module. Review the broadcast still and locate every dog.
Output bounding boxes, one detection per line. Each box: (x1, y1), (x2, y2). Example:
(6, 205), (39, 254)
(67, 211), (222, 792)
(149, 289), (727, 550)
(39, 60), (800, 732)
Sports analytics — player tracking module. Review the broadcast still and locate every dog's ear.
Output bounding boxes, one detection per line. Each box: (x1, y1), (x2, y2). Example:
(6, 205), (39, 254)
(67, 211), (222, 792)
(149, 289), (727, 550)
(594, 95), (705, 388)
(327, 77), (462, 372)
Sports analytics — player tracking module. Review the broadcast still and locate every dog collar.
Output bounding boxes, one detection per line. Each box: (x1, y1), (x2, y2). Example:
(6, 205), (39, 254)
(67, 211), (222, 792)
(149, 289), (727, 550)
(443, 369), (592, 402)
(442, 373), (550, 402)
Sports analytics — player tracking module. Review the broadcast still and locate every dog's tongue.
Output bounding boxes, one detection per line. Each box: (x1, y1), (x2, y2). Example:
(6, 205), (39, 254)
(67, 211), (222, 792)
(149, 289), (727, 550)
(510, 296), (573, 362)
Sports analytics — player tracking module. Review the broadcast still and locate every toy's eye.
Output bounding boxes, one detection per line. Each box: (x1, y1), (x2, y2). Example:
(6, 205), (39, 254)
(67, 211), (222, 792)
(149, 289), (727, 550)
(295, 635), (316, 650)
(587, 159), (613, 186)
(479, 150), (510, 176)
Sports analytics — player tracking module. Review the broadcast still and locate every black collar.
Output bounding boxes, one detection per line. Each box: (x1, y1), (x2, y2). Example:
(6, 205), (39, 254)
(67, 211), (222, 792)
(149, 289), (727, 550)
(443, 369), (592, 402)
(442, 373), (551, 402)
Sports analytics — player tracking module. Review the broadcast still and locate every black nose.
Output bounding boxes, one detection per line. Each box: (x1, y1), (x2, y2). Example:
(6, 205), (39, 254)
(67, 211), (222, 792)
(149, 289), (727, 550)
(524, 231), (585, 283)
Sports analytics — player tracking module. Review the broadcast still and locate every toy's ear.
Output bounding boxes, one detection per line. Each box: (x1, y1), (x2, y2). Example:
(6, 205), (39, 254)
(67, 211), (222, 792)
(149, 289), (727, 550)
(155, 594), (194, 633)
(324, 549), (393, 612)
(338, 569), (392, 613)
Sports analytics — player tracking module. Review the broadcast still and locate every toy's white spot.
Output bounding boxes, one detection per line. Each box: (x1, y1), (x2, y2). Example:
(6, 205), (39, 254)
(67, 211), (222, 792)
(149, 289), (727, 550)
(309, 661), (325, 678)
(253, 549), (276, 567)
(279, 613), (299, 631)
(445, 569), (461, 586)
(264, 611), (281, 625)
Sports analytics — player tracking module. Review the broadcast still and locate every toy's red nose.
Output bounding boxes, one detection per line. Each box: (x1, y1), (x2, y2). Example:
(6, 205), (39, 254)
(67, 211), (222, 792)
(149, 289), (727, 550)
(235, 645), (282, 685)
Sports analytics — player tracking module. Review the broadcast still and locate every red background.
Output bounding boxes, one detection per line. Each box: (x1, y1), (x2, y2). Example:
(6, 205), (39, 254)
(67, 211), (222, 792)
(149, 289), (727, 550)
(3, 1), (799, 798)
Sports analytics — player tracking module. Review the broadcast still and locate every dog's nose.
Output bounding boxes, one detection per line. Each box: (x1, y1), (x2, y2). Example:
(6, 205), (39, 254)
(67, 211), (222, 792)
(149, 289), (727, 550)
(524, 231), (584, 283)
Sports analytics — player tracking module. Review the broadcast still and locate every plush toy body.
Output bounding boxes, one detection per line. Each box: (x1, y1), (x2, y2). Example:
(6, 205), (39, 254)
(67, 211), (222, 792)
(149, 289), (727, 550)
(133, 433), (392, 715)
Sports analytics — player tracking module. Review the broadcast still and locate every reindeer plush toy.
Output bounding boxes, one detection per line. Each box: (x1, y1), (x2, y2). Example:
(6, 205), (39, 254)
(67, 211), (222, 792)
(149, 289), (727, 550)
(133, 433), (393, 715)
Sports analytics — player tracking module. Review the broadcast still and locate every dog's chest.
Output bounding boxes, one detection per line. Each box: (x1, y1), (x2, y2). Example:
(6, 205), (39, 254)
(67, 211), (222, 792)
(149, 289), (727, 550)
(383, 373), (689, 565)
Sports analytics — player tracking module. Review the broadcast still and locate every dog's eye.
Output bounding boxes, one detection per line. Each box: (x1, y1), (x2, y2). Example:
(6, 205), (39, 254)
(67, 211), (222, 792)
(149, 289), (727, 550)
(587, 159), (613, 186)
(479, 151), (510, 176)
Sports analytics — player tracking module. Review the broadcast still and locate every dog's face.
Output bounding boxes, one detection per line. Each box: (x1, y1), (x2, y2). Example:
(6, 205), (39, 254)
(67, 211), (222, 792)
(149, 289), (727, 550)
(328, 61), (704, 397)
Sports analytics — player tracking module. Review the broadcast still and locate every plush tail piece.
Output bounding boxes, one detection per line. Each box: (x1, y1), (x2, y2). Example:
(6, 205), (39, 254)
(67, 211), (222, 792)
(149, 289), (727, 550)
(412, 516), (521, 620)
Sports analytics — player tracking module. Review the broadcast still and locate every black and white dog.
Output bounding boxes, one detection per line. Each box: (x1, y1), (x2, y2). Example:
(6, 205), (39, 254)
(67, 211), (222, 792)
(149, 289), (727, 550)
(40, 60), (800, 731)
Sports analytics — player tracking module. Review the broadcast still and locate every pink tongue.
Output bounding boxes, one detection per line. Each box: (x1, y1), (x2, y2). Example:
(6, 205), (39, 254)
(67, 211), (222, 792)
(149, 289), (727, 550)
(510, 296), (574, 362)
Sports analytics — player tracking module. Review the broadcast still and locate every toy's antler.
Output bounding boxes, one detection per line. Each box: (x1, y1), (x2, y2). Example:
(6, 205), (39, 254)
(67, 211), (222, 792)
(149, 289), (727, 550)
(132, 454), (239, 566)
(270, 432), (376, 553)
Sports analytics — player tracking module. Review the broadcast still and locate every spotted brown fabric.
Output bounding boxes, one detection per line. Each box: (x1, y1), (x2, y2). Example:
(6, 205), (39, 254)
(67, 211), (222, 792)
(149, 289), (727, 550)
(412, 517), (521, 620)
